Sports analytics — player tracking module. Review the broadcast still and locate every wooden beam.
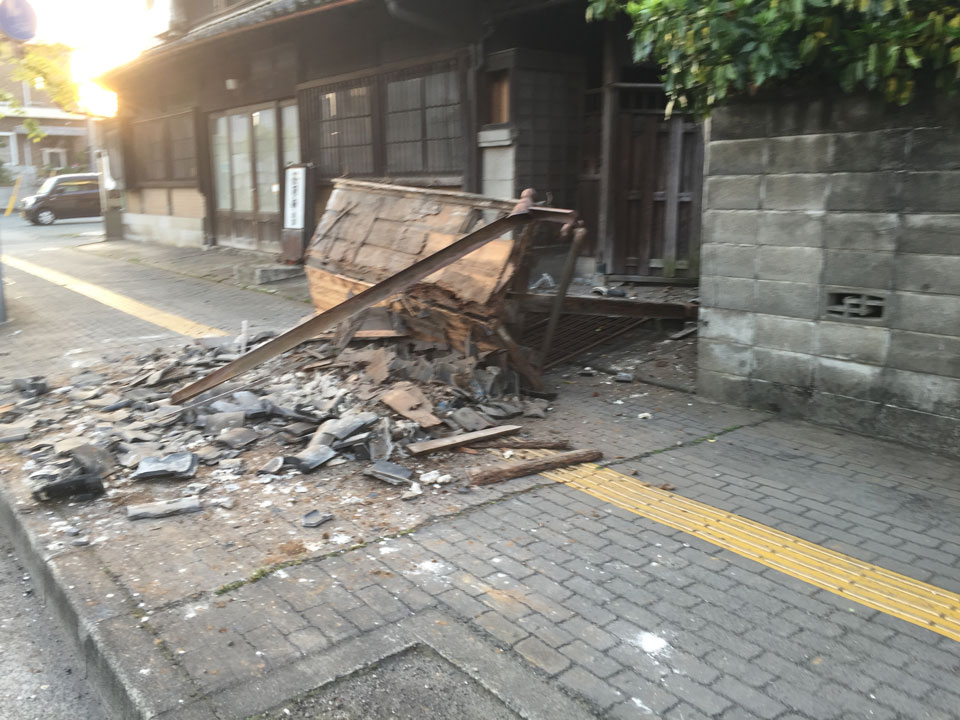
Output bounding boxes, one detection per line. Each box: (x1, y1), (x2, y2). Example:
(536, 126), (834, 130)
(407, 426), (522, 456)
(171, 207), (537, 404)
(469, 449), (603, 486)
(662, 115), (684, 278)
(469, 440), (572, 450)
(514, 293), (698, 319)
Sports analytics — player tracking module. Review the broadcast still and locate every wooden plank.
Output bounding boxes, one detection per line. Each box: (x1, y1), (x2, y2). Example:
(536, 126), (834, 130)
(604, 274), (699, 285)
(469, 440), (572, 450)
(669, 325), (698, 341)
(661, 115), (684, 277)
(407, 425), (522, 456)
(171, 205), (536, 404)
(514, 293), (698, 319)
(469, 449), (603, 486)
(380, 382), (442, 428)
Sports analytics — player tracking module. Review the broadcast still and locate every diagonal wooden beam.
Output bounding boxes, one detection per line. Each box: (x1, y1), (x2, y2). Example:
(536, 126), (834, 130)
(171, 207), (540, 404)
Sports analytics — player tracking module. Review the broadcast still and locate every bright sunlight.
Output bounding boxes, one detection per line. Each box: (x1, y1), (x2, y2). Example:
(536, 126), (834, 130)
(28, 0), (169, 116)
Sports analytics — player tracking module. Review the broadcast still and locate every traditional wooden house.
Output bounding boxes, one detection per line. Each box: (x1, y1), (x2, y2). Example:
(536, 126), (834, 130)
(102, 0), (703, 283)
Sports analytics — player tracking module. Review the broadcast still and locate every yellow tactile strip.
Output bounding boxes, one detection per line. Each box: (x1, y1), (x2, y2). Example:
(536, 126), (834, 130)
(1, 255), (228, 338)
(511, 451), (960, 643)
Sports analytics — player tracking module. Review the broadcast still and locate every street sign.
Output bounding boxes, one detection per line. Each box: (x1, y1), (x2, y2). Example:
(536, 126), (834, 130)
(0, 0), (37, 42)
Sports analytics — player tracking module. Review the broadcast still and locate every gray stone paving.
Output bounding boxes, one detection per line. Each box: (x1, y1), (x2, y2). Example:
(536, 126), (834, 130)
(1, 235), (959, 719)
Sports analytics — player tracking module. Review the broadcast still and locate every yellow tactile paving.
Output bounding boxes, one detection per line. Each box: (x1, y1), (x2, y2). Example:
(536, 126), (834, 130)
(512, 451), (960, 642)
(1, 255), (228, 339)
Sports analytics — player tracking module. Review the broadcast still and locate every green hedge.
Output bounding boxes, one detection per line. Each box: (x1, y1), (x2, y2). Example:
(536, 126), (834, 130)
(587, 0), (960, 116)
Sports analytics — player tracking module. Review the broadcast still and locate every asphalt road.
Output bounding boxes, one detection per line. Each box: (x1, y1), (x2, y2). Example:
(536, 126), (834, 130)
(0, 214), (104, 253)
(0, 537), (105, 720)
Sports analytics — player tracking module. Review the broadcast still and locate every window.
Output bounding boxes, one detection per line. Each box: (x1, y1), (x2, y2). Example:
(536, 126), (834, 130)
(486, 69), (511, 125)
(130, 111), (197, 184)
(211, 103), (284, 217)
(281, 103), (300, 167)
(41, 148), (67, 169)
(300, 59), (465, 179)
(170, 114), (197, 180)
(253, 109), (279, 213)
(212, 116), (231, 210)
(309, 82), (374, 176)
(229, 113), (252, 212)
(0, 133), (17, 166)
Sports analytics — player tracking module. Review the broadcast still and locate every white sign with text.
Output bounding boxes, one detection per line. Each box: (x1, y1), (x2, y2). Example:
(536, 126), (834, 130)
(283, 166), (307, 230)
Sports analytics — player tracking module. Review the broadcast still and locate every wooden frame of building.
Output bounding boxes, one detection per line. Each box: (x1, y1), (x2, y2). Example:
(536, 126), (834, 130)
(102, 0), (703, 281)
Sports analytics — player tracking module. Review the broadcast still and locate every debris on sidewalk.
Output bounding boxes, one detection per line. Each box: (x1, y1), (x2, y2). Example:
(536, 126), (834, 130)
(0, 316), (562, 538)
(127, 497), (203, 521)
(131, 452), (199, 480)
(406, 426), (521, 456)
(30, 466), (105, 502)
(12, 376), (48, 398)
(469, 449), (603, 486)
(302, 510), (334, 528)
(364, 460), (413, 486)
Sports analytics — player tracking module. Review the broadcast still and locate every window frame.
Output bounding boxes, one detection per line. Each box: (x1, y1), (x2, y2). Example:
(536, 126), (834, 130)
(298, 55), (467, 183)
(129, 110), (198, 188)
(209, 99), (297, 218)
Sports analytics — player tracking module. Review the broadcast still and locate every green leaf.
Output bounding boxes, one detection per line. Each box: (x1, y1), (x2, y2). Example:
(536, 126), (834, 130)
(905, 47), (922, 68)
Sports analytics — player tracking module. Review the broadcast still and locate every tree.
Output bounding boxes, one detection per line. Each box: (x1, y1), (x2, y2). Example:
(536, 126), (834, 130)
(587, 0), (960, 116)
(0, 40), (79, 139)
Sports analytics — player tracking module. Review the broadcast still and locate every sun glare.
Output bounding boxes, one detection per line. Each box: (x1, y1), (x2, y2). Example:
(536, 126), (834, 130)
(27, 0), (168, 116)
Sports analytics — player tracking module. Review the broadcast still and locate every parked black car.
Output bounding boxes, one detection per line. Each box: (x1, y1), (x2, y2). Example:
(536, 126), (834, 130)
(21, 173), (101, 225)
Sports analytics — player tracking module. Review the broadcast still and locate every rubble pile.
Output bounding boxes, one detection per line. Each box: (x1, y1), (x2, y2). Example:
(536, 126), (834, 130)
(0, 334), (557, 538)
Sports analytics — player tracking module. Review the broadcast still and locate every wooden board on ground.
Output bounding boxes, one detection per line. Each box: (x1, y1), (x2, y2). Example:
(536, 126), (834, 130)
(407, 425), (522, 456)
(469, 449), (603, 486)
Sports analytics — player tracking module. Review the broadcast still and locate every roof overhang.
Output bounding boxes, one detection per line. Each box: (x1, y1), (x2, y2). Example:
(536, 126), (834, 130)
(100, 0), (366, 88)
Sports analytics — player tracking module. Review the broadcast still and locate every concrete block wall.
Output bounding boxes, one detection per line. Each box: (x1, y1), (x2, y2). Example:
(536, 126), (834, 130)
(698, 94), (960, 455)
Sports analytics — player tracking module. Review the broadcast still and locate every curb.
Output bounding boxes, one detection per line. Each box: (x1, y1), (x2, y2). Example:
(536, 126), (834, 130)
(0, 479), (207, 719)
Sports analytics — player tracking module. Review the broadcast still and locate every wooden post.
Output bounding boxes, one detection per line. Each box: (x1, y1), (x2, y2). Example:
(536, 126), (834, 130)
(597, 23), (618, 276)
(540, 226), (587, 368)
(662, 114), (684, 278)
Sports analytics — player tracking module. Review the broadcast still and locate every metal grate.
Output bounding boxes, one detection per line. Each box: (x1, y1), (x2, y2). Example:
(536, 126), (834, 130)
(522, 314), (648, 369)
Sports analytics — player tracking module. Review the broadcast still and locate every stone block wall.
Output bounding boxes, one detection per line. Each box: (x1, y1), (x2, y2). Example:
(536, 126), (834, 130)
(698, 94), (960, 454)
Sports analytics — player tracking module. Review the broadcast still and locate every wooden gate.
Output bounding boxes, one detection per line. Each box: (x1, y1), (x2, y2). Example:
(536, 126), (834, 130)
(580, 85), (704, 282)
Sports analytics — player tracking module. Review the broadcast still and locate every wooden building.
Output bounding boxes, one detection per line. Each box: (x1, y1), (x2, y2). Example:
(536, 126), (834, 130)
(102, 0), (703, 282)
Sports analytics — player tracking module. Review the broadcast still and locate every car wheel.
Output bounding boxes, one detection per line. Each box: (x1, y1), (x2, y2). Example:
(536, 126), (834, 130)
(35, 209), (56, 225)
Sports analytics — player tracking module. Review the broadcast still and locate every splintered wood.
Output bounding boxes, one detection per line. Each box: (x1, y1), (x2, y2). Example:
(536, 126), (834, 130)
(303, 180), (575, 358)
(379, 382), (442, 428)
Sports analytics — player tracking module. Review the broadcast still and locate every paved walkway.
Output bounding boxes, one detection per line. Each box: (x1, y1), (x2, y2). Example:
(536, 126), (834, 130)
(1, 234), (958, 720)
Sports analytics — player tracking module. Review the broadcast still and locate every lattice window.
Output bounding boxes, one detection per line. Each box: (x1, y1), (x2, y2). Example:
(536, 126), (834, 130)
(385, 66), (462, 174)
(132, 118), (167, 182)
(299, 58), (465, 179)
(169, 113), (197, 180)
(302, 80), (374, 177)
(825, 292), (886, 319)
(131, 112), (197, 184)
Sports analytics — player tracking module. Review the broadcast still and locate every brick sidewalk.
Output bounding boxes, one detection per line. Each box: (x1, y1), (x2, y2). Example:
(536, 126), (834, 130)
(1, 243), (958, 719)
